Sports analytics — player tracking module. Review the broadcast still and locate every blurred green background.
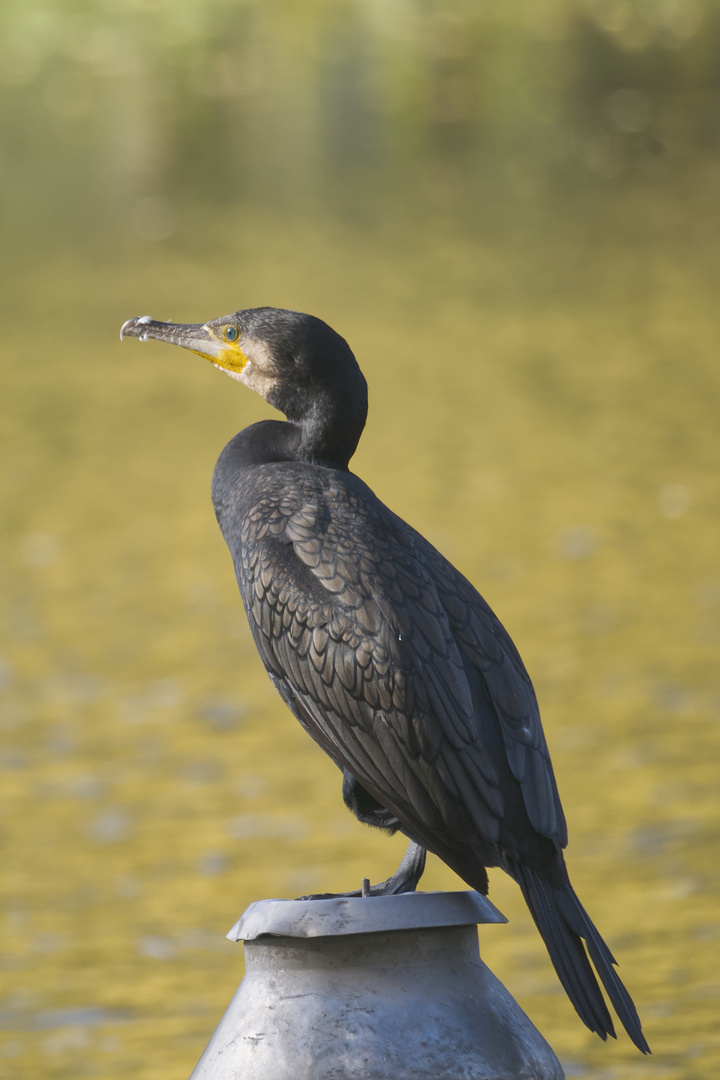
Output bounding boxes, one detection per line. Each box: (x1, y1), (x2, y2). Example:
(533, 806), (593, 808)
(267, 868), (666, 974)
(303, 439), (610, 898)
(1, 0), (719, 1076)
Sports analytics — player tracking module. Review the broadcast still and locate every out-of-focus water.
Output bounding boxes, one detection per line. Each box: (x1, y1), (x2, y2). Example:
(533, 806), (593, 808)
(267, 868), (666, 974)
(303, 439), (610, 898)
(1, 3), (719, 1078)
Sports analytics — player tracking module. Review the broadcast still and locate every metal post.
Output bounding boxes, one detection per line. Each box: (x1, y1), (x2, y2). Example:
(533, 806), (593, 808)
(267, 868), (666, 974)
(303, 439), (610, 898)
(189, 891), (564, 1080)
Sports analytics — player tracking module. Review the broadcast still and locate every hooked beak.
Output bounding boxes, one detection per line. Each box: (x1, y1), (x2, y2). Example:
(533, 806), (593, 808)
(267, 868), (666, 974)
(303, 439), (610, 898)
(119, 316), (227, 360)
(120, 315), (249, 374)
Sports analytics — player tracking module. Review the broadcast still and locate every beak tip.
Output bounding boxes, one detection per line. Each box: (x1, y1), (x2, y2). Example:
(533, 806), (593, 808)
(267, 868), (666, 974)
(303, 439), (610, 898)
(120, 315), (153, 342)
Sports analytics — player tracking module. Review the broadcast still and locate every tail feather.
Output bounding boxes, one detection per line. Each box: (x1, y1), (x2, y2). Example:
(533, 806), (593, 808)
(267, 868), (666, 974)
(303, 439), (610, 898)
(511, 861), (650, 1054)
(520, 864), (615, 1039)
(556, 888), (649, 1053)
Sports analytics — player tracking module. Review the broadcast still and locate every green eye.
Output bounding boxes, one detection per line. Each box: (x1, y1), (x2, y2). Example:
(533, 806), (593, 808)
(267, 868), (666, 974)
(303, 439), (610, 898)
(224, 325), (239, 342)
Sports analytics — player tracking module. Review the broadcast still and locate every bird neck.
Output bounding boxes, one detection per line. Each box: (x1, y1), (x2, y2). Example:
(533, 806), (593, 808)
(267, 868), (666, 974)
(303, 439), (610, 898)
(216, 401), (366, 478)
(212, 415), (360, 529)
(291, 391), (366, 469)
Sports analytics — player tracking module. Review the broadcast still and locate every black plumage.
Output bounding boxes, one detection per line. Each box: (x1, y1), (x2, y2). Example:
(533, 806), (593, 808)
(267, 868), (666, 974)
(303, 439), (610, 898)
(120, 306), (649, 1053)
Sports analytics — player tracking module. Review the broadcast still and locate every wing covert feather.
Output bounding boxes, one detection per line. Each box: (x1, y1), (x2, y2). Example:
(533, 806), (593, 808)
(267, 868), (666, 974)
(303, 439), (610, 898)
(229, 464), (565, 860)
(234, 471), (506, 850)
(408, 526), (568, 847)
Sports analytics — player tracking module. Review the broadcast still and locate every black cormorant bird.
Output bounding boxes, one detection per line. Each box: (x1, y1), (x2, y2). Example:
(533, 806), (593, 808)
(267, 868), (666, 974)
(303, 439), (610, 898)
(121, 307), (649, 1053)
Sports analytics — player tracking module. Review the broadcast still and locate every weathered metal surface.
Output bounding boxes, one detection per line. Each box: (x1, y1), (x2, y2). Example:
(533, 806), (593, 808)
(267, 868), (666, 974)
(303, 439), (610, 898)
(190, 893), (564, 1080)
(227, 889), (506, 941)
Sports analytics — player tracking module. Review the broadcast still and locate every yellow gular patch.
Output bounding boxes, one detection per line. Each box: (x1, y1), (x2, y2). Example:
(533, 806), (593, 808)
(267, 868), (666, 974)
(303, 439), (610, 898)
(215, 343), (249, 373)
(194, 341), (249, 374)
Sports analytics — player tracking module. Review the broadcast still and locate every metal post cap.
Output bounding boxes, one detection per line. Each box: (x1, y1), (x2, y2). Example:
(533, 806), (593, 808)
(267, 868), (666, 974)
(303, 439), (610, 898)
(227, 889), (506, 941)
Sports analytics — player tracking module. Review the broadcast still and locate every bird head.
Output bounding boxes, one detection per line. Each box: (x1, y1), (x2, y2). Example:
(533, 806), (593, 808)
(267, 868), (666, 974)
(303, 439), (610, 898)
(120, 306), (368, 465)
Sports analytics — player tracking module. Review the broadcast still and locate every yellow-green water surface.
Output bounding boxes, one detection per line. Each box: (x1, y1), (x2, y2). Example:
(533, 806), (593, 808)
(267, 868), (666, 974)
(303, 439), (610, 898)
(2, 200), (719, 1078)
(1, 3), (720, 1077)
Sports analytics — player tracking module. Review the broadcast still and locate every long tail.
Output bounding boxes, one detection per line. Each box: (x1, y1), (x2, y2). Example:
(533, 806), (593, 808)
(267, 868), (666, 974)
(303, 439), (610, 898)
(510, 860), (650, 1054)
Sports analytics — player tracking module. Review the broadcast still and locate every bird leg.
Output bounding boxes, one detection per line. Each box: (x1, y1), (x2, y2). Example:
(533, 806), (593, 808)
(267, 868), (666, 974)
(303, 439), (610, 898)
(296, 840), (427, 900)
(297, 773), (428, 899)
(363, 840), (427, 896)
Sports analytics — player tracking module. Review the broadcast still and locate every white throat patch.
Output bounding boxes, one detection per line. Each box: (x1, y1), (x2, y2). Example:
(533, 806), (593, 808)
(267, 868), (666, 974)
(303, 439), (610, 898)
(215, 336), (278, 402)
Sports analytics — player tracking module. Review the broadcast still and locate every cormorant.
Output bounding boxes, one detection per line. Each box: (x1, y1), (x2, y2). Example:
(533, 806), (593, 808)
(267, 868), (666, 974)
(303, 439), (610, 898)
(121, 307), (649, 1053)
